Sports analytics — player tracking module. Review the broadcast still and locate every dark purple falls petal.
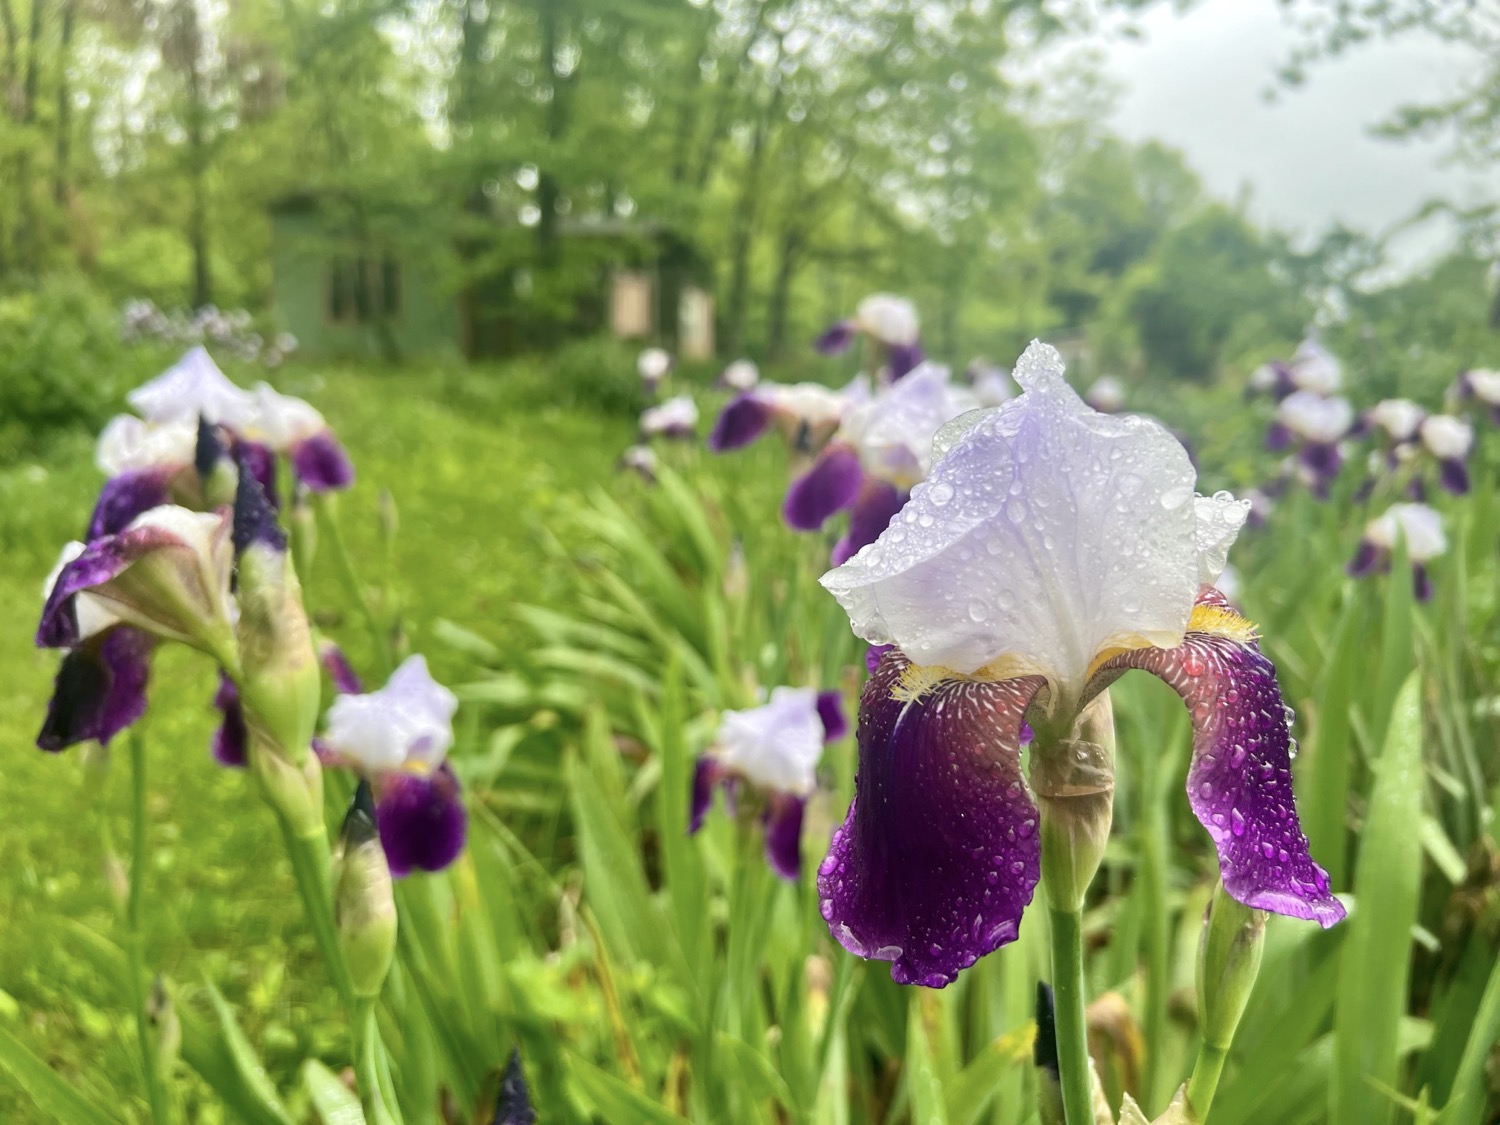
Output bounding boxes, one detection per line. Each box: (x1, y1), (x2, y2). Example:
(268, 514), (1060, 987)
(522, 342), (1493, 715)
(814, 321), (855, 355)
(211, 671), (248, 767)
(831, 479), (906, 566)
(763, 793), (807, 881)
(375, 764), (468, 876)
(886, 342), (923, 381)
(88, 469), (174, 540)
(817, 690), (848, 742)
(783, 444), (863, 532)
(708, 394), (772, 452)
(688, 756), (725, 834)
(1264, 422), (1293, 452)
(292, 431), (356, 492)
(320, 643), (363, 695)
(36, 628), (153, 751)
(37, 539), (134, 649)
(1102, 628), (1345, 927)
(1437, 457), (1470, 496)
(818, 650), (1046, 988)
(1346, 539), (1384, 579)
(233, 440), (280, 510)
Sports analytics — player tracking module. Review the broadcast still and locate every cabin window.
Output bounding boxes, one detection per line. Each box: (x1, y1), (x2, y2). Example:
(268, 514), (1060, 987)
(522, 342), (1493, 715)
(326, 256), (403, 324)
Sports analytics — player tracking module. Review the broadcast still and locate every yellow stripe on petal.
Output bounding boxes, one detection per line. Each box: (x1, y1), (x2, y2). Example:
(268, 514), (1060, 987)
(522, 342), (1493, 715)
(892, 661), (967, 702)
(1187, 603), (1259, 643)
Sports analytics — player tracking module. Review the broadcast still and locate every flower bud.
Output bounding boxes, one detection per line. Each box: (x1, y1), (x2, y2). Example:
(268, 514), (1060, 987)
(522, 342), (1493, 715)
(234, 468), (321, 767)
(1196, 880), (1266, 1053)
(249, 727), (326, 837)
(335, 782), (398, 1000)
(289, 489), (317, 582)
(1033, 691), (1116, 913)
(194, 416), (239, 509)
(492, 1047), (537, 1125)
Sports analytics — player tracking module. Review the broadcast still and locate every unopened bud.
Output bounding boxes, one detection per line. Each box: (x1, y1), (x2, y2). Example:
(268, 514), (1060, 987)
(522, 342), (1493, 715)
(289, 489), (317, 581)
(492, 1047), (538, 1125)
(194, 417), (238, 509)
(249, 728), (325, 836)
(234, 469), (321, 766)
(335, 782), (397, 1000)
(1033, 692), (1116, 912)
(1197, 880), (1266, 1052)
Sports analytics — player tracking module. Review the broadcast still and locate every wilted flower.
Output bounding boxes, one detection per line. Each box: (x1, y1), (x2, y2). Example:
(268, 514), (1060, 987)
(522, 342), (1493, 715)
(637, 347), (673, 394)
(815, 293), (923, 382)
(783, 364), (979, 562)
(816, 342), (1342, 988)
(639, 394), (699, 440)
(690, 686), (846, 880)
(718, 358), (760, 392)
(1417, 415), (1474, 495)
(1084, 376), (1126, 414)
(318, 655), (466, 876)
(618, 444), (659, 483)
(1347, 502), (1446, 601)
(1268, 391), (1353, 499)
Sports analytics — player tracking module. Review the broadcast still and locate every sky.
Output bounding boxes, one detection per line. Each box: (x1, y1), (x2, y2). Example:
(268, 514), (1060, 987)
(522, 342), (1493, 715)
(1089, 0), (1492, 272)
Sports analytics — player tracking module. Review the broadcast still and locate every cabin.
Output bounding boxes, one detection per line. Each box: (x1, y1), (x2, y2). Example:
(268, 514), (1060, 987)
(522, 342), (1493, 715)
(268, 195), (715, 362)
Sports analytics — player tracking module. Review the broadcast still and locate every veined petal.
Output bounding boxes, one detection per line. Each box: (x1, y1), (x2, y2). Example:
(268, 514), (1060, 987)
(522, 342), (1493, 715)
(1100, 602), (1344, 926)
(36, 628), (153, 751)
(375, 764), (467, 876)
(822, 342), (1213, 707)
(819, 650), (1045, 987)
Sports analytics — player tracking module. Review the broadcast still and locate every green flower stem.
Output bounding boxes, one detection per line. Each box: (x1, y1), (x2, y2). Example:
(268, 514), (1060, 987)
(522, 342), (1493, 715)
(126, 733), (171, 1125)
(1047, 905), (1093, 1125)
(353, 997), (398, 1125)
(1186, 1043), (1229, 1118)
(314, 494), (393, 679)
(277, 818), (355, 1013)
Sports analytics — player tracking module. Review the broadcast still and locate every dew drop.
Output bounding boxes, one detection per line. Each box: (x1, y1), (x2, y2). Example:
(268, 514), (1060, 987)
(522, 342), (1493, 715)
(928, 480), (954, 506)
(1230, 807), (1246, 837)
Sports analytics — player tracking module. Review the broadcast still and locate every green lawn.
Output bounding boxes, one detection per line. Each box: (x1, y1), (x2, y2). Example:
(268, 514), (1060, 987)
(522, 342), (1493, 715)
(0, 363), (633, 1121)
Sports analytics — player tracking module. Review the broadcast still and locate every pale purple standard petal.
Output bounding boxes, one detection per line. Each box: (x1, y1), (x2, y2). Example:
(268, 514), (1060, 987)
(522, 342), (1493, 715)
(375, 764), (467, 876)
(88, 470), (174, 540)
(36, 628), (153, 751)
(816, 691), (848, 742)
(708, 394), (773, 452)
(831, 480), (906, 567)
(814, 321), (856, 355)
(1103, 627), (1345, 926)
(783, 445), (863, 531)
(819, 650), (1046, 988)
(211, 672), (248, 768)
(292, 431), (355, 492)
(763, 793), (806, 881)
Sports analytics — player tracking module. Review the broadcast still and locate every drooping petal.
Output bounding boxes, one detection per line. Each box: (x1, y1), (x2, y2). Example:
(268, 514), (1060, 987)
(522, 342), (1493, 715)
(689, 756), (724, 834)
(375, 764), (468, 876)
(831, 480), (906, 567)
(291, 432), (355, 491)
(816, 690), (848, 742)
(87, 469), (175, 540)
(783, 444), (863, 531)
(763, 793), (806, 881)
(819, 650), (1046, 987)
(814, 321), (855, 355)
(822, 342), (1214, 704)
(1100, 613), (1344, 926)
(36, 628), (153, 751)
(211, 672), (248, 768)
(886, 342), (924, 381)
(708, 393), (773, 452)
(1437, 458), (1470, 496)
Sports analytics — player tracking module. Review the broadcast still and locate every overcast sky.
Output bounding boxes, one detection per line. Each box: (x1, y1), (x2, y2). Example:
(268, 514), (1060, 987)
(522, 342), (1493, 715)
(1089, 0), (1492, 270)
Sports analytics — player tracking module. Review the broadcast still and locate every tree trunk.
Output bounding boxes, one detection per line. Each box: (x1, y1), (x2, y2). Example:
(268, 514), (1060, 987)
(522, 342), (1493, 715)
(186, 42), (211, 308)
(765, 222), (802, 362)
(722, 90), (779, 357)
(535, 0), (566, 270)
(51, 0), (73, 206)
(14, 0), (44, 270)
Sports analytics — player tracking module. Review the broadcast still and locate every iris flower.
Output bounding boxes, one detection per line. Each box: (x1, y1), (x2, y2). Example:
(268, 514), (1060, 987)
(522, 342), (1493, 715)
(637, 347), (674, 394)
(317, 655), (466, 876)
(1249, 338), (1342, 401)
(815, 342), (1343, 988)
(1417, 414), (1474, 496)
(639, 395), (699, 441)
(782, 364), (979, 563)
(815, 293), (924, 382)
(1347, 502), (1446, 601)
(1266, 391), (1354, 499)
(690, 686), (847, 880)
(718, 359), (760, 392)
(1456, 368), (1500, 424)
(707, 378), (866, 455)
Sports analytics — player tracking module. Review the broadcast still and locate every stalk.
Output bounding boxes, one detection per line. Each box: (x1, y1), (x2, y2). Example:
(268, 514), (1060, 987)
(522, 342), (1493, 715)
(1186, 1043), (1228, 1117)
(278, 818), (355, 1012)
(127, 734), (171, 1125)
(314, 494), (393, 678)
(1047, 905), (1093, 1125)
(353, 997), (397, 1125)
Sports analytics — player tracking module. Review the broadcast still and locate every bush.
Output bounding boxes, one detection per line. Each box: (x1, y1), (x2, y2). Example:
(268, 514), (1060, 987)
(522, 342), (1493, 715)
(0, 275), (171, 464)
(545, 333), (652, 415)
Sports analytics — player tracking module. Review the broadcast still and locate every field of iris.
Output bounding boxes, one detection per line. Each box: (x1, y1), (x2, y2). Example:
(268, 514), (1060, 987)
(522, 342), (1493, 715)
(3, 336), (1497, 1125)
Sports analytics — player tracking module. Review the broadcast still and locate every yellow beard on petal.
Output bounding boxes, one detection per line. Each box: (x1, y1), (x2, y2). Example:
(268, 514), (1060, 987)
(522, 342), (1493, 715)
(1187, 603), (1259, 643)
(891, 653), (1045, 703)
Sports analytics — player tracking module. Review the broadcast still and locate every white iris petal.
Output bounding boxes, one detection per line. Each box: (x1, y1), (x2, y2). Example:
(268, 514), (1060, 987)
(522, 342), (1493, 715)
(323, 654), (458, 773)
(821, 341), (1238, 706)
(715, 686), (824, 796)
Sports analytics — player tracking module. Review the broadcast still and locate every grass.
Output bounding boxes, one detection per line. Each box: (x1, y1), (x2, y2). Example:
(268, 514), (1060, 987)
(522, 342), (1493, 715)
(0, 360), (632, 1121)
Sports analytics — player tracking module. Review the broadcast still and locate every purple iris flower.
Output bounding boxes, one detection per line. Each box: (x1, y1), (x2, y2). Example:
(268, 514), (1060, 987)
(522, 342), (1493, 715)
(813, 294), (923, 383)
(1417, 415), (1474, 496)
(639, 395), (699, 441)
(318, 655), (466, 876)
(1456, 368), (1500, 425)
(690, 686), (847, 881)
(637, 348), (674, 396)
(88, 414), (202, 538)
(815, 342), (1343, 988)
(707, 380), (863, 455)
(1346, 502), (1446, 602)
(1272, 391), (1354, 500)
(211, 672), (248, 767)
